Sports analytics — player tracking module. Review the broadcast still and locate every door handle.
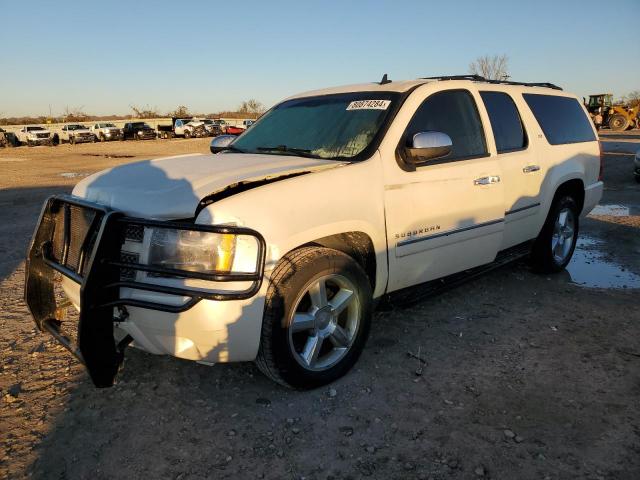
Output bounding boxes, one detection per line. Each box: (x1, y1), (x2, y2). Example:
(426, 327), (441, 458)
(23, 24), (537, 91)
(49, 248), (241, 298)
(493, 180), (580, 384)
(474, 175), (500, 186)
(523, 165), (540, 173)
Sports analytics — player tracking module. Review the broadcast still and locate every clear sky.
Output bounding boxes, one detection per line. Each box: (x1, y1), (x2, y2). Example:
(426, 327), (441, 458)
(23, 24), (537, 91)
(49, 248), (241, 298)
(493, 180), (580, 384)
(1, 0), (638, 117)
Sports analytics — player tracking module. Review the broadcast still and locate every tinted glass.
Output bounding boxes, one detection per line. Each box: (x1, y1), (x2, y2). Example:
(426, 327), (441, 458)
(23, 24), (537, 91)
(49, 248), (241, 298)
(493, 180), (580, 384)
(480, 91), (526, 153)
(523, 94), (596, 145)
(405, 90), (486, 160)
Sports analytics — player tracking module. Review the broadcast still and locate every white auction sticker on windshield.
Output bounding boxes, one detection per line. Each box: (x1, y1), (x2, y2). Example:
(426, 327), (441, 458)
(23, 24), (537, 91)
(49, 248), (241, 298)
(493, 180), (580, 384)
(346, 100), (391, 111)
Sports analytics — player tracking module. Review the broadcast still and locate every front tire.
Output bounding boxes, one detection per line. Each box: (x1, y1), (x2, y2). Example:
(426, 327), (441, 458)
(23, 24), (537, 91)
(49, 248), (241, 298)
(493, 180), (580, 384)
(184, 130), (191, 139)
(256, 247), (373, 389)
(530, 195), (579, 273)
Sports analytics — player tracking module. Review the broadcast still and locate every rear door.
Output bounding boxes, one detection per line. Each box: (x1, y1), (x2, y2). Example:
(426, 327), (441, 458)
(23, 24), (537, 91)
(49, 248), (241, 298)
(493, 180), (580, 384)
(478, 90), (542, 248)
(383, 88), (505, 292)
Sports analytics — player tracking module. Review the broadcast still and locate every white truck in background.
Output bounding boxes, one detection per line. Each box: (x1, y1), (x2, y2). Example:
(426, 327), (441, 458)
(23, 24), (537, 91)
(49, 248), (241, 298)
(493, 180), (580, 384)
(15, 126), (54, 146)
(55, 124), (96, 144)
(90, 122), (123, 142)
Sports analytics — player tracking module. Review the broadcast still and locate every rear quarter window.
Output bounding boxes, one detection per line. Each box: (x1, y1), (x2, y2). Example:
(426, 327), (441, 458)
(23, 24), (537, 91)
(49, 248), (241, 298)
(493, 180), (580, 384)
(480, 91), (527, 153)
(523, 94), (596, 145)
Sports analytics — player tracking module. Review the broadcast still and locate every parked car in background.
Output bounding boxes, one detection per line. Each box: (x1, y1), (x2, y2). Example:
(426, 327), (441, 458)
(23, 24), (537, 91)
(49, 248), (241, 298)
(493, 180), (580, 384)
(213, 119), (227, 133)
(25, 76), (603, 389)
(174, 118), (208, 138)
(634, 149), (640, 183)
(123, 121), (156, 140)
(15, 126), (53, 146)
(157, 118), (209, 139)
(157, 118), (190, 139)
(225, 125), (245, 135)
(201, 119), (223, 136)
(90, 122), (123, 142)
(243, 119), (255, 129)
(56, 124), (96, 144)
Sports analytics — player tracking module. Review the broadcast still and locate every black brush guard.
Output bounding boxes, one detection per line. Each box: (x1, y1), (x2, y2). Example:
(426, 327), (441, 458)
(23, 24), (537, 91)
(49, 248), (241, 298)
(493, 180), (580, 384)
(24, 195), (266, 387)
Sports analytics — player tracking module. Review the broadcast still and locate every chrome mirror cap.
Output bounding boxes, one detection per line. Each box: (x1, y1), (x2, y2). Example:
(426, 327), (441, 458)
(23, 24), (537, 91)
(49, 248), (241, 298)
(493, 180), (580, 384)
(406, 131), (452, 163)
(210, 135), (236, 154)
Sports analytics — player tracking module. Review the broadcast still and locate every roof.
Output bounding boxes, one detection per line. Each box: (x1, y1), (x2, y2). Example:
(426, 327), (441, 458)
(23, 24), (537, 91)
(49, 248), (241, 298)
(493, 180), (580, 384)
(286, 79), (431, 99)
(287, 75), (565, 100)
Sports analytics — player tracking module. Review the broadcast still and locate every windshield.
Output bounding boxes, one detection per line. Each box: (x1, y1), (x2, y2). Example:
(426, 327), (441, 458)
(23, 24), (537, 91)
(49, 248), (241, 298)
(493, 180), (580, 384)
(67, 125), (86, 130)
(100, 123), (116, 128)
(132, 122), (150, 128)
(201, 119), (213, 124)
(232, 92), (399, 160)
(26, 126), (46, 131)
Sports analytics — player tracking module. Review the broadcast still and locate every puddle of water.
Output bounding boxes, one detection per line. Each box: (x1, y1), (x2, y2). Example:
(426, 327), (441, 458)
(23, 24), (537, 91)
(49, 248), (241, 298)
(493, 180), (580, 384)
(565, 236), (640, 289)
(589, 204), (630, 217)
(60, 172), (89, 178)
(81, 153), (134, 159)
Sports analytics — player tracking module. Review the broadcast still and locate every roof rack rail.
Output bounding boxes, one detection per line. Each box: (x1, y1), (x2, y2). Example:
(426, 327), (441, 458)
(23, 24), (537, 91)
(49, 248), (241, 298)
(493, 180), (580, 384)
(422, 75), (563, 91)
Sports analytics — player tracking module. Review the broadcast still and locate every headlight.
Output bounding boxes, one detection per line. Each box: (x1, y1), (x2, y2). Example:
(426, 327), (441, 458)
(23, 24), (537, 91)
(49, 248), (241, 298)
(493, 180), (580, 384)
(148, 228), (237, 274)
(138, 130), (143, 135)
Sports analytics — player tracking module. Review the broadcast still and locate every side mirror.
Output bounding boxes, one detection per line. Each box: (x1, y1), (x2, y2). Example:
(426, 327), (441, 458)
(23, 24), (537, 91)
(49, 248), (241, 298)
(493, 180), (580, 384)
(210, 134), (236, 154)
(405, 131), (452, 164)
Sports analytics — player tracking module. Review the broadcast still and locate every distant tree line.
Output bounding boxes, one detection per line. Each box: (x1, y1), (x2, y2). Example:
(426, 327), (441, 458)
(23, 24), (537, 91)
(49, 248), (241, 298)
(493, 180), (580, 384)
(0, 99), (266, 126)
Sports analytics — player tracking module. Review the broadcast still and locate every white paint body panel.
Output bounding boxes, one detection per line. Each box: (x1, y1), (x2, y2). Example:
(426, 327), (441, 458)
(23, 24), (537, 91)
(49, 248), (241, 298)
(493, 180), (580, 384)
(64, 80), (602, 364)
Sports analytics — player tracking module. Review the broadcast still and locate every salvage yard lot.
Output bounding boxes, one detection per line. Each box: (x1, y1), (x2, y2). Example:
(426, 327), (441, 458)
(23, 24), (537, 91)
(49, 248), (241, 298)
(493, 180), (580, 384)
(1, 137), (639, 479)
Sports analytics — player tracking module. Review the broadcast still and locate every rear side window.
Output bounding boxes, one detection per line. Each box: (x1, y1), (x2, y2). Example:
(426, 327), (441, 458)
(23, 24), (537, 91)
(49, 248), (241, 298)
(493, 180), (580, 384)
(404, 89), (487, 161)
(523, 94), (596, 145)
(480, 91), (527, 153)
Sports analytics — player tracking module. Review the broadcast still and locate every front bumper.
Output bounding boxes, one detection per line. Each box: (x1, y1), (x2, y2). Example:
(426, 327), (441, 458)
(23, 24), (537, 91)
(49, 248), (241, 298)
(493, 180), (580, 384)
(73, 135), (95, 143)
(104, 130), (123, 140)
(25, 195), (266, 387)
(137, 131), (156, 140)
(28, 137), (52, 145)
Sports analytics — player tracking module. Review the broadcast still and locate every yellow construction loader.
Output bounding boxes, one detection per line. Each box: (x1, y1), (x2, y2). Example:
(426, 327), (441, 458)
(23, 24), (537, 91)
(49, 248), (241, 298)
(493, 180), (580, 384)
(584, 94), (640, 131)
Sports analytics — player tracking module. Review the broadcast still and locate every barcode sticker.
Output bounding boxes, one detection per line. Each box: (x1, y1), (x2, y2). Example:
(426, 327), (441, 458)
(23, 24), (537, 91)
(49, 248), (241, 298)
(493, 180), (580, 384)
(346, 100), (391, 111)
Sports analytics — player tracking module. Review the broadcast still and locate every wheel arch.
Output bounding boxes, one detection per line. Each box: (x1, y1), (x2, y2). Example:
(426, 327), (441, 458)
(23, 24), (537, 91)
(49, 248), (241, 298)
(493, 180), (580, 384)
(299, 231), (377, 293)
(552, 178), (585, 214)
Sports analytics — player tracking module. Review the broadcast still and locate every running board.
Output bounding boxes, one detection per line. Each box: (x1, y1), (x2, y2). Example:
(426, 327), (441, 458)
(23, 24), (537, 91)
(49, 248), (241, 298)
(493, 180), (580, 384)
(384, 241), (532, 308)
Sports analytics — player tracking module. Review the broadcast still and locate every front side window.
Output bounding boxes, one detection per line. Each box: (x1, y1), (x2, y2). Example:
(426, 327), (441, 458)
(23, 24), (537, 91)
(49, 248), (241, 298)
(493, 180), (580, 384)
(523, 94), (596, 145)
(480, 91), (527, 153)
(403, 90), (487, 161)
(232, 92), (400, 160)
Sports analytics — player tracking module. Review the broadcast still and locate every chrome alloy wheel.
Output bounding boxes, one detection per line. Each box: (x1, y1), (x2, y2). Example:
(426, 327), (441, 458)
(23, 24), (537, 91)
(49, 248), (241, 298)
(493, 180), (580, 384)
(287, 274), (360, 371)
(551, 207), (576, 264)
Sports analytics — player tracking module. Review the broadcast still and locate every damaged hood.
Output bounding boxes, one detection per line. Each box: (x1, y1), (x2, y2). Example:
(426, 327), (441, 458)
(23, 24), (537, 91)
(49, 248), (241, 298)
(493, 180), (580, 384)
(73, 152), (342, 219)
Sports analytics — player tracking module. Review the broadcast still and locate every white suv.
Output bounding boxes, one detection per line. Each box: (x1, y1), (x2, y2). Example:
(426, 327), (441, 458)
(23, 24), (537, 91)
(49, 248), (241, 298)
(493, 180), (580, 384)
(25, 76), (603, 389)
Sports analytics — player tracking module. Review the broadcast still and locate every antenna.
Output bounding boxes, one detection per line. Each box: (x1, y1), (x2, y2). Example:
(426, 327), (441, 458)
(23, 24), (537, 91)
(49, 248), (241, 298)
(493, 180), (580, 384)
(379, 73), (391, 85)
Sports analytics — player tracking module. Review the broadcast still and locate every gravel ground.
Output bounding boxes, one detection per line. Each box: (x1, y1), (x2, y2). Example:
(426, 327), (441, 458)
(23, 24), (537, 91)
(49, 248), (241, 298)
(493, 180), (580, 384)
(1, 136), (639, 480)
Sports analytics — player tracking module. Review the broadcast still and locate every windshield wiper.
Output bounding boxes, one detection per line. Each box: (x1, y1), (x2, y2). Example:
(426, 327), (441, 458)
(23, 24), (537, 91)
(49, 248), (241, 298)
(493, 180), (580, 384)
(225, 144), (247, 153)
(256, 145), (319, 158)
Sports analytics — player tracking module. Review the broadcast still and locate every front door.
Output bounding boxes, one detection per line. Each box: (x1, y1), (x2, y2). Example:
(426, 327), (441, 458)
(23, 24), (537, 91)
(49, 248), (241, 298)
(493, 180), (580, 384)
(383, 89), (505, 292)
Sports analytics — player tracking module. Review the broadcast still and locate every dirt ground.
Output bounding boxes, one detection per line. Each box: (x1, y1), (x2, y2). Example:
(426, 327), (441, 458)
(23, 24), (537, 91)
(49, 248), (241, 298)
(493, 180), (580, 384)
(1, 135), (639, 480)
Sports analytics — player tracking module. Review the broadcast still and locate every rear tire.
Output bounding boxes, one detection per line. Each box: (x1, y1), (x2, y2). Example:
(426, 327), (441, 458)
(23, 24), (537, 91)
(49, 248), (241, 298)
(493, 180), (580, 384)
(256, 247), (373, 389)
(529, 195), (579, 273)
(608, 114), (629, 131)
